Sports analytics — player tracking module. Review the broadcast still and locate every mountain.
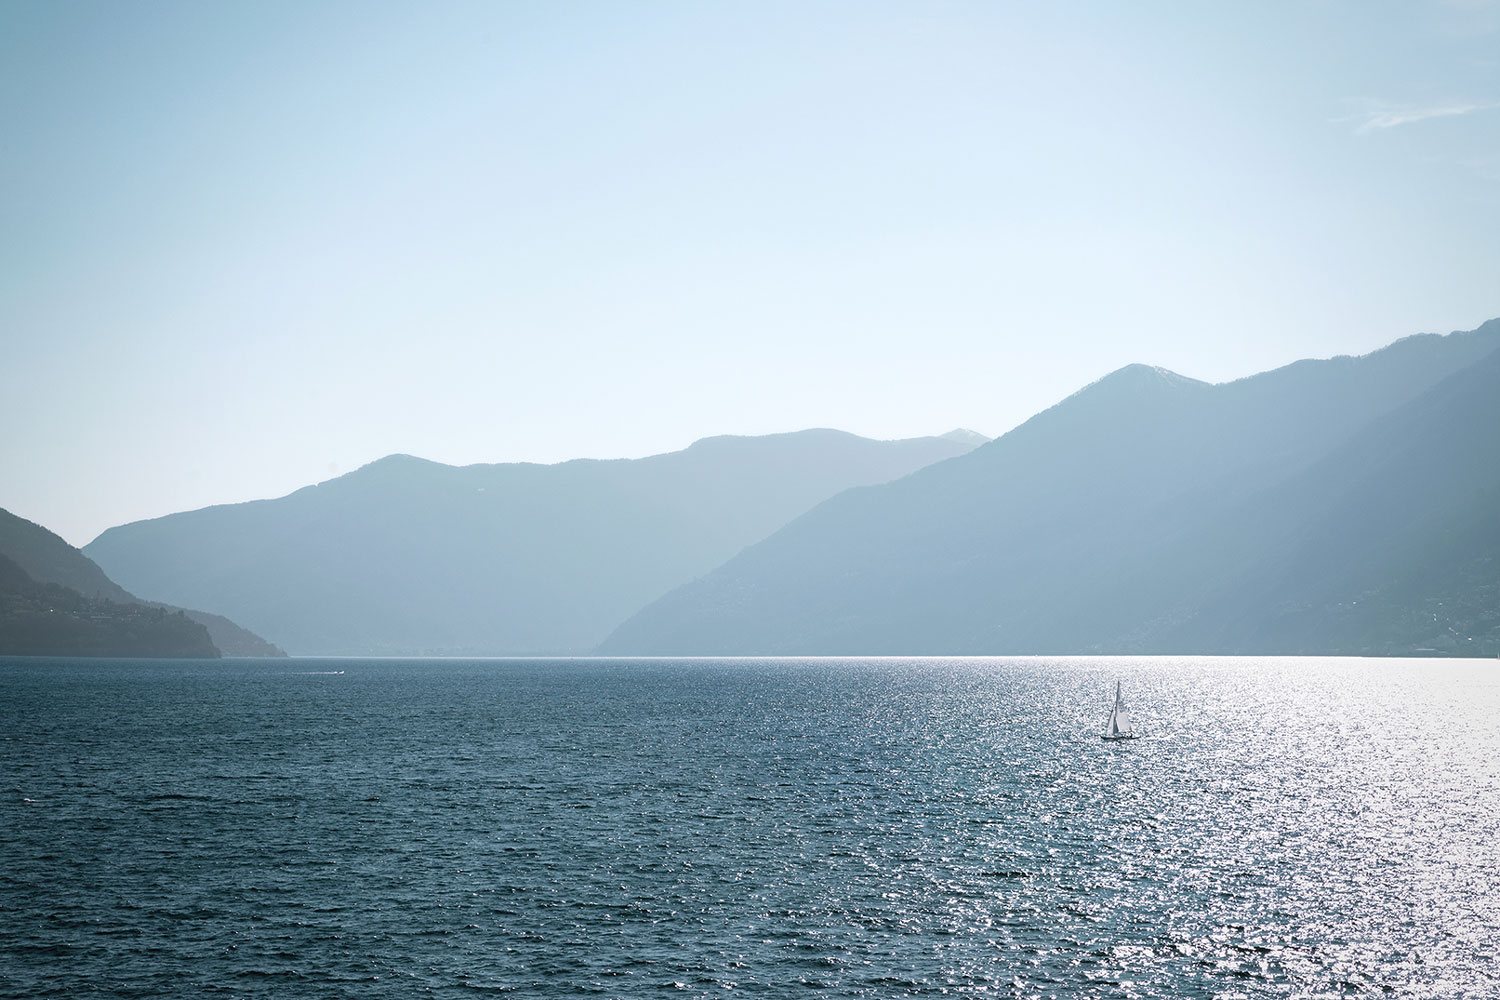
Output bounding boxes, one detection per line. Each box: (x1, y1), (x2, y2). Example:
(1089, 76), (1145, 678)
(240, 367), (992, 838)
(1152, 342), (1500, 654)
(0, 507), (136, 604)
(84, 430), (979, 655)
(599, 320), (1500, 656)
(0, 552), (219, 657)
(0, 508), (284, 657)
(0, 548), (218, 659)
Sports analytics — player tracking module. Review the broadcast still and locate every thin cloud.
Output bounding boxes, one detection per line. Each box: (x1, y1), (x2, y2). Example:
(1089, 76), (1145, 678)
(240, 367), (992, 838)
(1344, 99), (1500, 133)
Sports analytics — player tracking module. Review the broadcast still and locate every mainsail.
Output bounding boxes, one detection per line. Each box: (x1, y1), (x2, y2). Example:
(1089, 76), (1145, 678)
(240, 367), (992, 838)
(1104, 680), (1135, 739)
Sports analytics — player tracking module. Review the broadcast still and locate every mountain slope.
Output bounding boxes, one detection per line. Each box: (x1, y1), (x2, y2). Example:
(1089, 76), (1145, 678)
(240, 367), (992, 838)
(600, 320), (1500, 655)
(85, 429), (978, 655)
(0, 552), (219, 658)
(1154, 344), (1500, 654)
(0, 507), (135, 603)
(0, 508), (284, 657)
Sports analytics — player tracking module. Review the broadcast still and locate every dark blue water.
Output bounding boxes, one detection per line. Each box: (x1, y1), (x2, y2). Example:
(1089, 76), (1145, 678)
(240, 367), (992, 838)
(2, 656), (1497, 997)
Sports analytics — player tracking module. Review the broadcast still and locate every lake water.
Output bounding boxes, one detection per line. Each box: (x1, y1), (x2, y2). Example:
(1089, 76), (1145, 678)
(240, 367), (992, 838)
(2, 656), (1497, 997)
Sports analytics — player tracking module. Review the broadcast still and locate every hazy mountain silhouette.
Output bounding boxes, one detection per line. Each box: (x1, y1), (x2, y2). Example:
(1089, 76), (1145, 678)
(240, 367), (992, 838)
(1152, 342), (1500, 654)
(0, 508), (284, 656)
(600, 321), (1500, 655)
(85, 430), (979, 655)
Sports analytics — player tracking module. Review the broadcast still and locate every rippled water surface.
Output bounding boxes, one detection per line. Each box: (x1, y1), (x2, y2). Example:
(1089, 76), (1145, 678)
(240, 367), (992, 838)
(3, 656), (1498, 997)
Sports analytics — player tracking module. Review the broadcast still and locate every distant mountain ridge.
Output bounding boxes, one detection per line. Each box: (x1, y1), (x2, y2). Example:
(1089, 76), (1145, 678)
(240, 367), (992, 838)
(85, 429), (980, 655)
(600, 320), (1500, 656)
(0, 508), (283, 657)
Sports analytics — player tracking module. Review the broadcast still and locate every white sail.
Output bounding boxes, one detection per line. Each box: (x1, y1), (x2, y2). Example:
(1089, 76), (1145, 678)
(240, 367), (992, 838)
(1105, 681), (1135, 739)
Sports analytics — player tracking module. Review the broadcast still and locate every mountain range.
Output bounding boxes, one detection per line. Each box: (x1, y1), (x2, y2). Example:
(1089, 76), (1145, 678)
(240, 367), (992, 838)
(60, 319), (1500, 658)
(600, 320), (1500, 656)
(84, 430), (981, 655)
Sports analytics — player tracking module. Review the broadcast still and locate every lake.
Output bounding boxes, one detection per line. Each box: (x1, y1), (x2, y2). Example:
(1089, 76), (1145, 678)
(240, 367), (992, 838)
(2, 656), (1497, 997)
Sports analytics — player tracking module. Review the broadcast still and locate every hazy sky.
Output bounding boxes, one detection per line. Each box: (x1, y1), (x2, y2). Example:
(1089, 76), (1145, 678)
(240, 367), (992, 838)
(3, 1), (1497, 545)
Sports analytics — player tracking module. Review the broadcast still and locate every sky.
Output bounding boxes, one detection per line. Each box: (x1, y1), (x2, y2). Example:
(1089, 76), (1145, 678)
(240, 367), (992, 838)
(3, 1), (1498, 546)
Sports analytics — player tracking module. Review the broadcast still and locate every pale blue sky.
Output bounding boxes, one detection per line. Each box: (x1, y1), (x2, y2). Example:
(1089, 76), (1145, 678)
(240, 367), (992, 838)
(3, 0), (1497, 545)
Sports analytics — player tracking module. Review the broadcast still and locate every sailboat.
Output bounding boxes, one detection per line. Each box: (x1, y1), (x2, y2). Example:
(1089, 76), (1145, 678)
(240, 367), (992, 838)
(1101, 680), (1139, 740)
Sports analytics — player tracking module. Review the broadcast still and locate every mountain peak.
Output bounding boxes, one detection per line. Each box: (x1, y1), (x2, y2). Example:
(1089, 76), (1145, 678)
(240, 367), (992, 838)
(1093, 363), (1205, 391)
(1033, 363), (1208, 424)
(335, 453), (450, 483)
(361, 453), (445, 470)
(939, 428), (990, 446)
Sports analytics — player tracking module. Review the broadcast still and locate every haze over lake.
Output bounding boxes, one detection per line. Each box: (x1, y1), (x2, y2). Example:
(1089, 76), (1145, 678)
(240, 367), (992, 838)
(4, 655), (1497, 997)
